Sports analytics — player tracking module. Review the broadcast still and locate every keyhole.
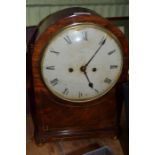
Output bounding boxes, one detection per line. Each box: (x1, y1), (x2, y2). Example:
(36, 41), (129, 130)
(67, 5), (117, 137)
(92, 68), (97, 72)
(68, 68), (74, 72)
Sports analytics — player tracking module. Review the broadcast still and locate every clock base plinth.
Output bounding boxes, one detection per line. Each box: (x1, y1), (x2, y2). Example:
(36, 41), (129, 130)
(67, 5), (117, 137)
(34, 126), (119, 144)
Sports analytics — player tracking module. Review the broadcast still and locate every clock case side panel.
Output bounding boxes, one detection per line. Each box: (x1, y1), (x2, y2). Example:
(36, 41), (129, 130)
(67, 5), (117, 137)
(27, 27), (49, 143)
(31, 8), (129, 143)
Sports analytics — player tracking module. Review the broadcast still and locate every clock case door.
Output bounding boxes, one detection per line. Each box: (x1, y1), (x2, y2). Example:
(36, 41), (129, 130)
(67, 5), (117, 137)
(27, 7), (129, 144)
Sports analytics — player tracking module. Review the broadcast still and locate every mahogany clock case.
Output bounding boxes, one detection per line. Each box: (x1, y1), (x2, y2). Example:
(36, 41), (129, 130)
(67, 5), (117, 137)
(26, 7), (129, 143)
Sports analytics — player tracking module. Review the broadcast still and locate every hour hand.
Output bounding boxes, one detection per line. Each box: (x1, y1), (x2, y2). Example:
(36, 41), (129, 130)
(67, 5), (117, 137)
(88, 82), (93, 88)
(84, 71), (94, 89)
(83, 71), (99, 93)
(80, 66), (94, 89)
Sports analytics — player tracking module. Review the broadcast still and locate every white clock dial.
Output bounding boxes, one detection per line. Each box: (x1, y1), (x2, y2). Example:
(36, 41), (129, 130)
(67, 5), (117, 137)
(41, 24), (123, 102)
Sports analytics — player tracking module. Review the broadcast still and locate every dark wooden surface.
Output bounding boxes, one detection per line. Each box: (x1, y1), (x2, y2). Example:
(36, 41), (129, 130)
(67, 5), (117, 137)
(27, 7), (129, 144)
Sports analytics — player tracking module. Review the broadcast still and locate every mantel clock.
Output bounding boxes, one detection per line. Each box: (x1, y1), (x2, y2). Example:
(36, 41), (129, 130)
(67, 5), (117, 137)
(27, 7), (128, 144)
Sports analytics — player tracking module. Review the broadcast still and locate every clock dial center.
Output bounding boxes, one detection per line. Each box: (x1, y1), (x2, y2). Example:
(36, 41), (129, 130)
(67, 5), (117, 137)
(80, 66), (86, 72)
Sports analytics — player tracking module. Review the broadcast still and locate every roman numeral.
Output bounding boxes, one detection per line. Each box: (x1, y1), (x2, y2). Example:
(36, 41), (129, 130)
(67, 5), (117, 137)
(62, 88), (69, 95)
(64, 35), (72, 44)
(50, 50), (60, 55)
(108, 50), (116, 55)
(104, 78), (112, 84)
(50, 78), (58, 86)
(94, 89), (99, 93)
(46, 66), (55, 70)
(82, 31), (88, 41)
(110, 65), (118, 69)
(79, 92), (83, 98)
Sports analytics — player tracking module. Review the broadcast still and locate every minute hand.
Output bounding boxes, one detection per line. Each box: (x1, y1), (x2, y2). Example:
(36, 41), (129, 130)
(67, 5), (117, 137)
(84, 38), (106, 67)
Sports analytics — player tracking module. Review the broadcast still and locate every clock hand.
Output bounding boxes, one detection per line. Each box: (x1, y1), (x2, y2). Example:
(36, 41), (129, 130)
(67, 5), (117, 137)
(84, 71), (94, 88)
(82, 70), (99, 93)
(80, 37), (106, 90)
(80, 66), (94, 88)
(84, 37), (106, 68)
